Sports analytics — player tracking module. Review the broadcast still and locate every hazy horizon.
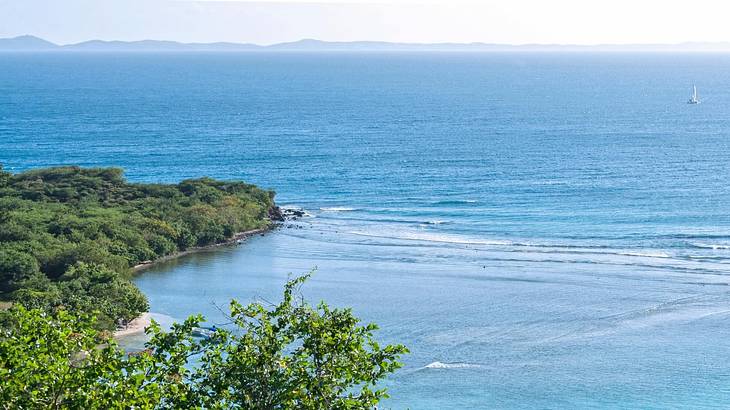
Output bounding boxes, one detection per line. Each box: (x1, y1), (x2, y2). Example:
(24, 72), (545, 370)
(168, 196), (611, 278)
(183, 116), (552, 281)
(9, 34), (730, 48)
(3, 0), (730, 46)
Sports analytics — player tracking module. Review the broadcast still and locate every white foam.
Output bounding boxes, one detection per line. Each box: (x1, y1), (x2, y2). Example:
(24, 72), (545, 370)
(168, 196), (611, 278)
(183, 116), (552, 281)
(424, 361), (482, 369)
(348, 230), (512, 246)
(617, 251), (671, 258)
(343, 227), (679, 262)
(691, 242), (730, 250)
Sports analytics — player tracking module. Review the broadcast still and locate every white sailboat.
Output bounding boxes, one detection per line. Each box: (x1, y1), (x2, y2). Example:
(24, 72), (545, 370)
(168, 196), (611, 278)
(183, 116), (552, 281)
(688, 85), (700, 104)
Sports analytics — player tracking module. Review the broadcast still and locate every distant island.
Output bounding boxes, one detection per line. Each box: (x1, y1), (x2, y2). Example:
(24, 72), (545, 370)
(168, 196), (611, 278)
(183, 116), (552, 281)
(0, 166), (280, 330)
(3, 35), (730, 52)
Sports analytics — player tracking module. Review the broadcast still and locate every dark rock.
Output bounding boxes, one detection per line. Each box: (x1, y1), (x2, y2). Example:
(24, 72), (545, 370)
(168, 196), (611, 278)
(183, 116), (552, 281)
(268, 206), (285, 222)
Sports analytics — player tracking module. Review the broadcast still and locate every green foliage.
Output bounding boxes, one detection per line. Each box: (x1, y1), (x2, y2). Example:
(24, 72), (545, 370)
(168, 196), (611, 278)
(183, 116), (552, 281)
(54, 263), (150, 328)
(0, 164), (9, 188)
(0, 306), (180, 409)
(196, 272), (409, 409)
(0, 275), (408, 409)
(0, 166), (276, 329)
(0, 249), (41, 292)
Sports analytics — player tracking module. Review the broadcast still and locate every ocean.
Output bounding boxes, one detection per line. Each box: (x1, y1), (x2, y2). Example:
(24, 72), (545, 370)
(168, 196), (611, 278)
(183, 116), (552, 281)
(2, 52), (730, 408)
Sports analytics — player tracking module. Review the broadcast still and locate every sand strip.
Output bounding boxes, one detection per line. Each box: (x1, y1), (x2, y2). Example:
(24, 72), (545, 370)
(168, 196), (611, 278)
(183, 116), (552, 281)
(113, 312), (152, 338)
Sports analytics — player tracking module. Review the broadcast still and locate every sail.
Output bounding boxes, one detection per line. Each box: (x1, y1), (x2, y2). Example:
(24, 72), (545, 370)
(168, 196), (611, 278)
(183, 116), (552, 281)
(688, 85), (699, 104)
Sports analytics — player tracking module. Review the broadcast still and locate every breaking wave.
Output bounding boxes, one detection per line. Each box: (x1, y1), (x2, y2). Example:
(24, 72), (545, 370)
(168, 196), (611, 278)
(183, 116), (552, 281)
(348, 231), (512, 246)
(319, 207), (358, 212)
(617, 252), (671, 258)
(423, 361), (482, 369)
(430, 199), (479, 206)
(423, 220), (449, 225)
(691, 242), (730, 250)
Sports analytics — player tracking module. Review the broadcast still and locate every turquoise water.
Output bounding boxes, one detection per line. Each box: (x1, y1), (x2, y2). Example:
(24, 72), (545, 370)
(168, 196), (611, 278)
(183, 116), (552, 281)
(3, 52), (730, 408)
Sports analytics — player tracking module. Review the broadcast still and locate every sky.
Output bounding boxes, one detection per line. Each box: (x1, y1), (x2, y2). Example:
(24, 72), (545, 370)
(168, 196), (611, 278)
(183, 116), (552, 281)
(2, 0), (730, 45)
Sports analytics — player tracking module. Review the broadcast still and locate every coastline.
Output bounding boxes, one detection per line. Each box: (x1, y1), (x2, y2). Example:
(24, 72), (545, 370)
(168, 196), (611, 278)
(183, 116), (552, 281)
(132, 226), (273, 272)
(119, 208), (299, 339)
(113, 312), (152, 338)
(117, 226), (273, 338)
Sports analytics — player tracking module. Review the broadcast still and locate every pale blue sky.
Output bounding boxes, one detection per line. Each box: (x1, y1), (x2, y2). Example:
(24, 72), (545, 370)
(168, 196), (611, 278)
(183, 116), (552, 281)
(2, 0), (730, 45)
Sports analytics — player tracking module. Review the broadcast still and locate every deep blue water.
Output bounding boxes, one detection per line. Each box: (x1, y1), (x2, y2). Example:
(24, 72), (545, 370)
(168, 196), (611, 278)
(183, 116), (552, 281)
(3, 52), (730, 408)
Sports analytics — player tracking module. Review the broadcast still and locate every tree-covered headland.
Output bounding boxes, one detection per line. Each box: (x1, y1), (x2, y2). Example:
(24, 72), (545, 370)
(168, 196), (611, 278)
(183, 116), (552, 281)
(0, 165), (407, 408)
(0, 165), (277, 328)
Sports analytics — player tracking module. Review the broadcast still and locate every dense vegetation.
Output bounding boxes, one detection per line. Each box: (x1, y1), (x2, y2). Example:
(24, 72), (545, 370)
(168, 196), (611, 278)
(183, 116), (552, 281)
(0, 165), (277, 328)
(0, 274), (408, 409)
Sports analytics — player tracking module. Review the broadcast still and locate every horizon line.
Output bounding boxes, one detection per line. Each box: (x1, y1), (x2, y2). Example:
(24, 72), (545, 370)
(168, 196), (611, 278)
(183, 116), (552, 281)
(5, 35), (730, 51)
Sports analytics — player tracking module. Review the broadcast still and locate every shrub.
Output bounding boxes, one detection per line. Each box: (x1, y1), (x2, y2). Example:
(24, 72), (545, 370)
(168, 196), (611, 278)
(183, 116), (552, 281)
(0, 248), (41, 292)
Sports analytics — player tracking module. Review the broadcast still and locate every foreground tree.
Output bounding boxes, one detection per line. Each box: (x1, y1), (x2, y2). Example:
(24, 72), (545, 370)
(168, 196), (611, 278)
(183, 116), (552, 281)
(0, 274), (407, 409)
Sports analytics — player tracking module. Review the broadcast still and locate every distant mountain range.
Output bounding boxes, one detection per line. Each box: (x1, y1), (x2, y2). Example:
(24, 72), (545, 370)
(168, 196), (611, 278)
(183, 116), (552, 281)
(3, 35), (730, 52)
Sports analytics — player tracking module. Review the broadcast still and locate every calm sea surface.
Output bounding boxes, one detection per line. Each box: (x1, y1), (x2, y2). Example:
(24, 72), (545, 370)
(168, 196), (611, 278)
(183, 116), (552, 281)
(3, 52), (730, 408)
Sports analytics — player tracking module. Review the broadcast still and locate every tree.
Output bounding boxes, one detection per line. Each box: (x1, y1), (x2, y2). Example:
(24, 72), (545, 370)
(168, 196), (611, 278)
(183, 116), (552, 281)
(0, 248), (41, 292)
(0, 307), (161, 409)
(56, 262), (150, 327)
(0, 274), (408, 409)
(194, 273), (408, 409)
(0, 164), (9, 188)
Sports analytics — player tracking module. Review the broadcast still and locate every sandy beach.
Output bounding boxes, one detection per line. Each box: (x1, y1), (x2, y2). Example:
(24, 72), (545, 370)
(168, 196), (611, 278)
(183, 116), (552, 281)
(113, 312), (152, 338)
